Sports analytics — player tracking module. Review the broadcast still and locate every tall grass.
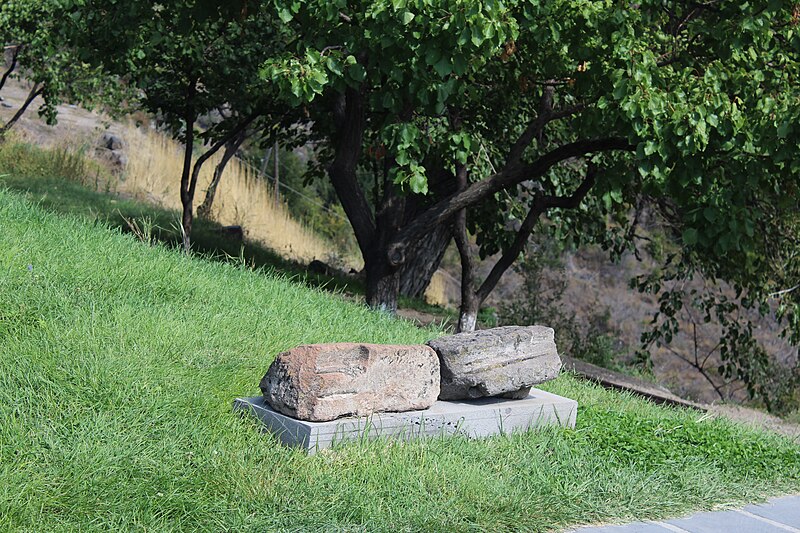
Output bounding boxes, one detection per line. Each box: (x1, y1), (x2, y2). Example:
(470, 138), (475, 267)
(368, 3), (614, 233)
(119, 123), (352, 266)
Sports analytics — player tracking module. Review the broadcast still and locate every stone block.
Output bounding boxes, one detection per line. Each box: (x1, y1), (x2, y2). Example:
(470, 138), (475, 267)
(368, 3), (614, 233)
(427, 326), (561, 400)
(260, 343), (440, 422)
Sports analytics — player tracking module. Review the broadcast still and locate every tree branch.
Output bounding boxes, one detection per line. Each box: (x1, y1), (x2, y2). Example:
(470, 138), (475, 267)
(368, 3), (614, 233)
(475, 163), (598, 303)
(188, 110), (259, 201)
(0, 45), (22, 94)
(196, 128), (247, 219)
(505, 86), (554, 166)
(387, 137), (633, 265)
(0, 82), (43, 138)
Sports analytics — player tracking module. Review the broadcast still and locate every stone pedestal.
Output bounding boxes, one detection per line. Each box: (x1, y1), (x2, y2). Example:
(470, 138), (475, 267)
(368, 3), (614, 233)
(234, 388), (577, 453)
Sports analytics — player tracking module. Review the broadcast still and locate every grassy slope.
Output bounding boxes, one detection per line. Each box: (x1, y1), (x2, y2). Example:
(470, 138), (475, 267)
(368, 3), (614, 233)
(0, 186), (799, 529)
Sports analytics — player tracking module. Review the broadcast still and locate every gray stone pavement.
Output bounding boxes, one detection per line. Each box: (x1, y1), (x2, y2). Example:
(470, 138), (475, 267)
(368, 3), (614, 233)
(567, 494), (800, 533)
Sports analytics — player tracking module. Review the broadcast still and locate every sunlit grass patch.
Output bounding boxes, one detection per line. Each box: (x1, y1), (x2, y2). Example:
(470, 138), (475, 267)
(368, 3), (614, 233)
(0, 189), (798, 531)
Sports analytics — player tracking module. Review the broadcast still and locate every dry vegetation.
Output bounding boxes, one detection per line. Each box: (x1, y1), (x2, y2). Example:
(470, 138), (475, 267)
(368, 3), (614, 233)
(118, 123), (347, 265)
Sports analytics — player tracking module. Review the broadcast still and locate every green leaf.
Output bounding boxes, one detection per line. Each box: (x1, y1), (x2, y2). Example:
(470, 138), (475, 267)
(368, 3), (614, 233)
(409, 171), (428, 194)
(452, 54), (468, 76)
(612, 79), (627, 100)
(471, 25), (483, 46)
(683, 228), (699, 246)
(277, 7), (293, 23)
(401, 11), (415, 25)
(325, 57), (342, 77)
(425, 47), (441, 67)
(433, 56), (452, 77)
(347, 63), (366, 82)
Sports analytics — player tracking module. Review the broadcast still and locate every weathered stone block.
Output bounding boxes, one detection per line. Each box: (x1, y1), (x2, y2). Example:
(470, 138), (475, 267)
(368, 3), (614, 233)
(260, 343), (440, 422)
(427, 326), (561, 400)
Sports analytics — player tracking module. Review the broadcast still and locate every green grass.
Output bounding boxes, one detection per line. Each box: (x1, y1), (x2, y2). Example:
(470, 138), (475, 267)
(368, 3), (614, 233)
(1, 152), (799, 531)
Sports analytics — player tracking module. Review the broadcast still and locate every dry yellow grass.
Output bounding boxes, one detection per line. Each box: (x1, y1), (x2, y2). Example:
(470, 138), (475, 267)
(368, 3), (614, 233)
(424, 270), (458, 307)
(118, 123), (353, 265)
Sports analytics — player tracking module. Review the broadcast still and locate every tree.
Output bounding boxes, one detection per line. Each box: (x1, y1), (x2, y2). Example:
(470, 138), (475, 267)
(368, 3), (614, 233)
(0, 0), (114, 141)
(55, 0), (800, 375)
(269, 0), (800, 337)
(61, 0), (318, 252)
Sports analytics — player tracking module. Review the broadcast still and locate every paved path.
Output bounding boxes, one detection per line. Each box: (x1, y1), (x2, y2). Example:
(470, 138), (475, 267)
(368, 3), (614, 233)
(568, 494), (800, 532)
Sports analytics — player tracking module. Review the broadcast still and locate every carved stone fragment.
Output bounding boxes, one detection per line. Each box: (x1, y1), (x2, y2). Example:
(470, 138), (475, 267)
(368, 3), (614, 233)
(261, 343), (440, 422)
(427, 326), (561, 400)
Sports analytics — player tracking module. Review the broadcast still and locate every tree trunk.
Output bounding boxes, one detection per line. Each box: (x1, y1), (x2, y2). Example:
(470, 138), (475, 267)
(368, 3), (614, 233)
(397, 220), (453, 298)
(453, 163), (479, 332)
(181, 198), (193, 253)
(327, 88), (375, 255)
(458, 291), (480, 332)
(364, 157), (407, 313)
(180, 110), (257, 251)
(365, 253), (400, 313)
(197, 129), (246, 219)
(179, 118), (195, 254)
(326, 87), (407, 313)
(397, 162), (458, 298)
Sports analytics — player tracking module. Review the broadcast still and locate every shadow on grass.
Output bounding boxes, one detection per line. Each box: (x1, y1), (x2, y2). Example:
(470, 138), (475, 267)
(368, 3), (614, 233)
(0, 168), (363, 298)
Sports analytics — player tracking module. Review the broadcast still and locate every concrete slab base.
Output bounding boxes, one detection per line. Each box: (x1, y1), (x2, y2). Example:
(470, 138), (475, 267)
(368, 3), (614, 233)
(233, 388), (577, 453)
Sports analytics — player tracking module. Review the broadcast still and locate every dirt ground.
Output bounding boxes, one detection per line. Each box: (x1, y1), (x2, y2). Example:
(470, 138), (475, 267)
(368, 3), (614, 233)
(709, 403), (799, 441)
(0, 78), (122, 150)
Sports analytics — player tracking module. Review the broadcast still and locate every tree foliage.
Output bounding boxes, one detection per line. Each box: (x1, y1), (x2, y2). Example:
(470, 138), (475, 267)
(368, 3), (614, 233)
(60, 0), (320, 251)
(0, 0), (116, 138)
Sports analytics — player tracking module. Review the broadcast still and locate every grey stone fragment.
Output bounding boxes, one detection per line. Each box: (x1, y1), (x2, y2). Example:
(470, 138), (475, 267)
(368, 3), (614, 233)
(101, 132), (124, 150)
(260, 343), (440, 422)
(234, 387), (577, 453)
(427, 325), (561, 400)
